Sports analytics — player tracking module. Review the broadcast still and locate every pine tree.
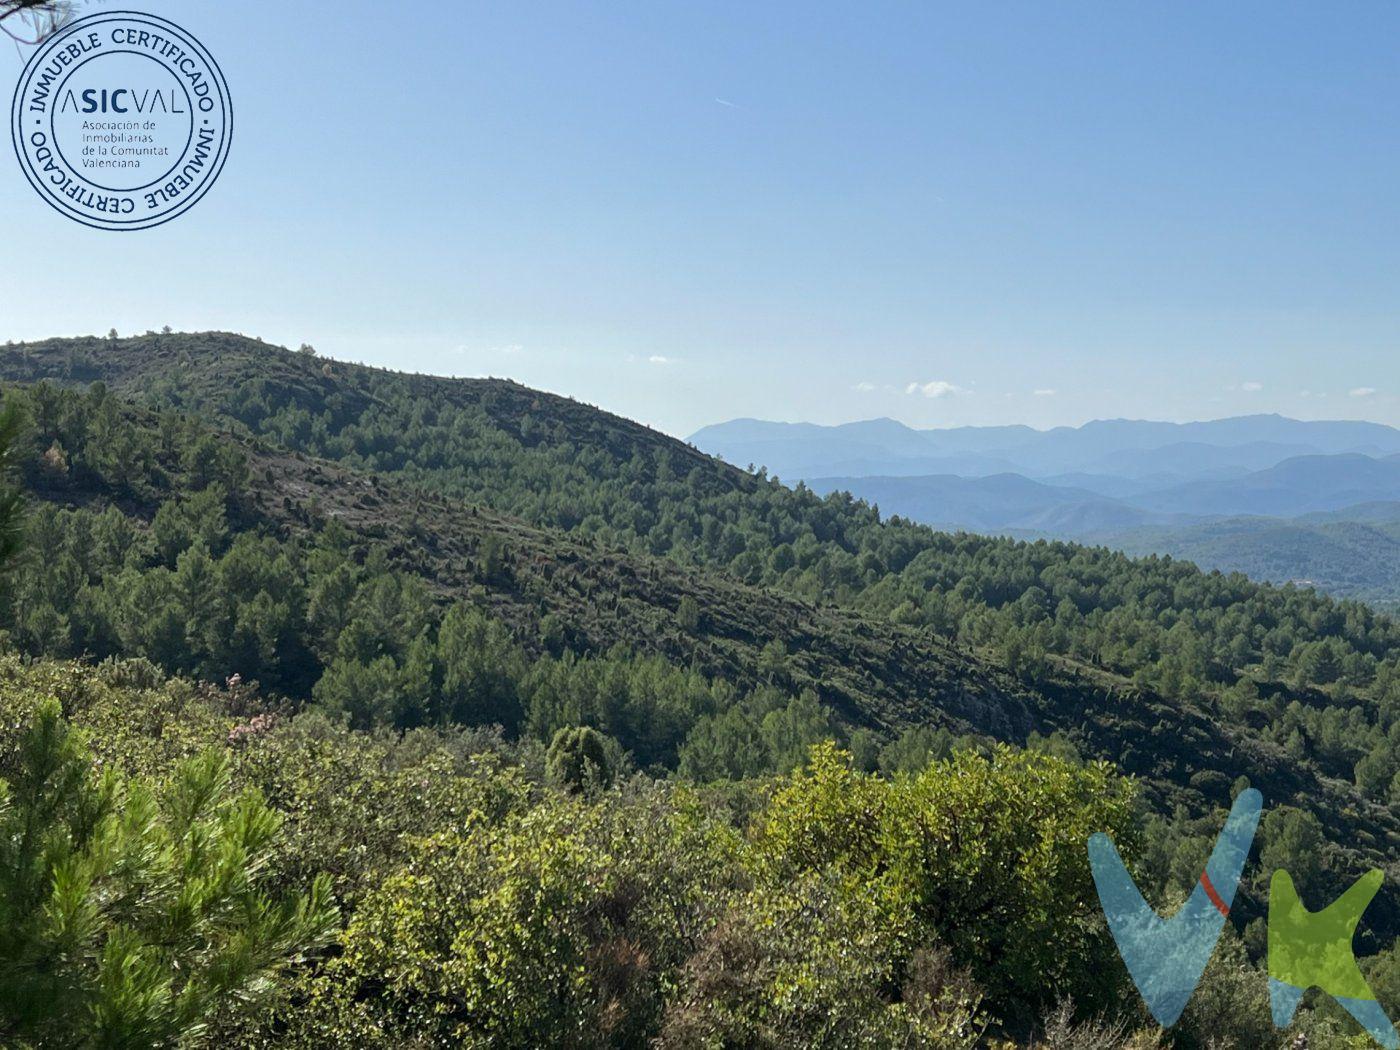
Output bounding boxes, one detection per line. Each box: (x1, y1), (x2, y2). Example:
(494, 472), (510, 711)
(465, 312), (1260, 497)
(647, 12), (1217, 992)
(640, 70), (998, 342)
(546, 726), (614, 793)
(0, 399), (27, 573)
(0, 701), (338, 1046)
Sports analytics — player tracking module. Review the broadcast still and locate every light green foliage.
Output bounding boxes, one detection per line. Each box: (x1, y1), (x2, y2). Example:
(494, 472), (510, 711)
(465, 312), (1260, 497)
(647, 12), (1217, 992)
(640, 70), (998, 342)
(254, 741), (1143, 1046)
(753, 743), (1139, 1018)
(0, 700), (337, 1047)
(0, 657), (228, 783)
(293, 770), (1002, 1049)
(315, 788), (737, 1048)
(0, 651), (1333, 1047)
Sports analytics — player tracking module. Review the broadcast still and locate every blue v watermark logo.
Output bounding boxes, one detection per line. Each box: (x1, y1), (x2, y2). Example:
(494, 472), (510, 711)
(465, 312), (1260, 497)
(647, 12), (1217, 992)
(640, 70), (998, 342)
(9, 10), (231, 230)
(1089, 789), (1261, 1028)
(1089, 789), (1399, 1047)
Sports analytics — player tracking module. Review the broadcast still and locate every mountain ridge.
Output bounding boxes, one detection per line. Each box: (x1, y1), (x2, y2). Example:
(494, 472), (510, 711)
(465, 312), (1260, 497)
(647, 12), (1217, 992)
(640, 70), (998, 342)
(698, 410), (1400, 603)
(693, 413), (1400, 482)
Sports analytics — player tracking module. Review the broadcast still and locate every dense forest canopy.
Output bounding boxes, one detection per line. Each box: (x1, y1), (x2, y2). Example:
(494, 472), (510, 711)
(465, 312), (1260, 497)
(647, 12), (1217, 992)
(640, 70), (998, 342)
(5, 336), (1399, 807)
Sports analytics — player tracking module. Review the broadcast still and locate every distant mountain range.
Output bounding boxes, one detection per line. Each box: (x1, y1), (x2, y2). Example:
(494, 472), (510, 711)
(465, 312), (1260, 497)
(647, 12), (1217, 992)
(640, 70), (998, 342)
(690, 415), (1400, 606)
(691, 415), (1400, 481)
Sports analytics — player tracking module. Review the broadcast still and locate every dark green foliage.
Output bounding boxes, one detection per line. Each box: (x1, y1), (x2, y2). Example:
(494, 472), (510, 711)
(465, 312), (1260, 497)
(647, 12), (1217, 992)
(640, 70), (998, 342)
(675, 594), (700, 633)
(1259, 806), (1325, 899)
(878, 724), (961, 774)
(545, 725), (615, 792)
(0, 398), (28, 574)
(8, 336), (1400, 789)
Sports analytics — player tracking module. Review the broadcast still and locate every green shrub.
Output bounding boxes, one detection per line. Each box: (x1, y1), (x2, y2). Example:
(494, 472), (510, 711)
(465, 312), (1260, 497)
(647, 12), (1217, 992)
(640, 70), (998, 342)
(546, 725), (616, 793)
(752, 743), (1139, 1020)
(658, 873), (986, 1048)
(310, 787), (736, 1047)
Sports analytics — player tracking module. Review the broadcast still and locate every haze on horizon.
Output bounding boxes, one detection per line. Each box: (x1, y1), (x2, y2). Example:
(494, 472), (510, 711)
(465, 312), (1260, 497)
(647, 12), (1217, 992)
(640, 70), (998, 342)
(6, 2), (1400, 437)
(688, 409), (1400, 440)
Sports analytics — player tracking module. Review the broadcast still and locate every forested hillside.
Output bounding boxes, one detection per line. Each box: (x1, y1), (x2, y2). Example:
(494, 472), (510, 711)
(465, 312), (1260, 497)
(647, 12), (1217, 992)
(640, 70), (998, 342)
(1099, 516), (1400, 610)
(694, 414), (1400, 606)
(5, 333), (1400, 1044)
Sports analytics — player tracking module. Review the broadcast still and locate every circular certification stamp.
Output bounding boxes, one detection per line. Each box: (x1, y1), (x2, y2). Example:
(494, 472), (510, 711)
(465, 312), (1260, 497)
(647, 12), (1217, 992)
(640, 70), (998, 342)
(10, 10), (231, 231)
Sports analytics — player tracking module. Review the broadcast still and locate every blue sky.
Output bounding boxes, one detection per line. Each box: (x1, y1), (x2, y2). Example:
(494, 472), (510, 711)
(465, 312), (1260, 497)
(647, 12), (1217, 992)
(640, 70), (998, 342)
(5, 1), (1400, 437)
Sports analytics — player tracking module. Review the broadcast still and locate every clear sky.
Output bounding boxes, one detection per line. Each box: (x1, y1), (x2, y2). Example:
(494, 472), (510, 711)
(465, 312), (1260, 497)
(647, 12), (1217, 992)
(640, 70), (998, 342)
(5, 1), (1400, 437)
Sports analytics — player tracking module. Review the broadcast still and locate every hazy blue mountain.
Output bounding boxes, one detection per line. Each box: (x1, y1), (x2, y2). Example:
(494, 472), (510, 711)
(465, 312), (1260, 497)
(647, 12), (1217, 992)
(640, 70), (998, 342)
(1034, 473), (1167, 499)
(1076, 440), (1320, 481)
(800, 453), (1400, 529)
(804, 473), (1089, 533)
(806, 453), (1400, 536)
(691, 418), (1033, 479)
(1295, 501), (1400, 524)
(776, 453), (1027, 480)
(691, 414), (1400, 481)
(1130, 454), (1400, 517)
(1016, 499), (1185, 534)
(806, 473), (1181, 534)
(799, 455), (1400, 608)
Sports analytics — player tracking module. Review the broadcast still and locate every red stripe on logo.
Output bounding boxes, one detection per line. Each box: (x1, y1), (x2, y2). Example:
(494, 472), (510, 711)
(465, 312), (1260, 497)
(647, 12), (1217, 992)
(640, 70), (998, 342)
(1200, 872), (1229, 917)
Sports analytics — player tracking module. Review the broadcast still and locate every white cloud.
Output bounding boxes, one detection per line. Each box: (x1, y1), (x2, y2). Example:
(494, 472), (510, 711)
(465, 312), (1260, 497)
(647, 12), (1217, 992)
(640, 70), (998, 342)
(853, 381), (876, 392)
(905, 380), (965, 399)
(1350, 386), (1377, 398)
(1241, 381), (1263, 392)
(1033, 388), (1056, 397)
(648, 355), (674, 365)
